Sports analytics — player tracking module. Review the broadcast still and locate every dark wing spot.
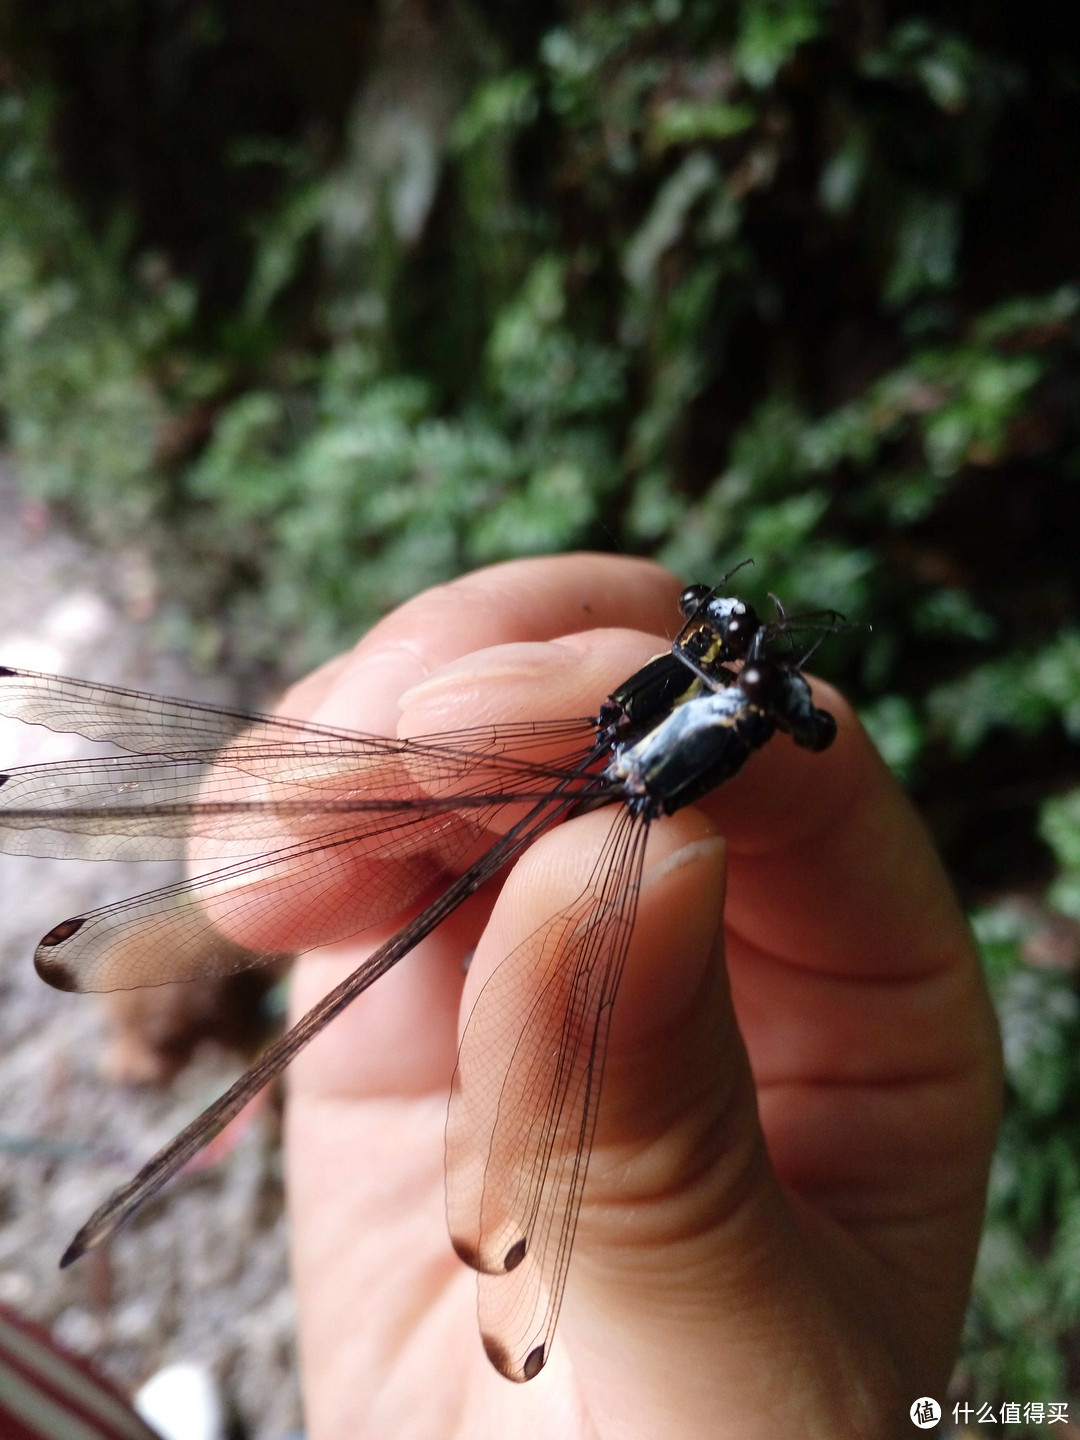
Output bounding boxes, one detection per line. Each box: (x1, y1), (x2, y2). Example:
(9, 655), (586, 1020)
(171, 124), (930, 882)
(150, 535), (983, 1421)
(35, 918), (85, 990)
(481, 1334), (517, 1381)
(40, 916), (86, 947)
(0, 773), (8, 787)
(0, 666), (15, 678)
(450, 1235), (479, 1269)
(59, 1234), (88, 1268)
(35, 951), (79, 991)
(523, 1345), (545, 1381)
(503, 1237), (527, 1272)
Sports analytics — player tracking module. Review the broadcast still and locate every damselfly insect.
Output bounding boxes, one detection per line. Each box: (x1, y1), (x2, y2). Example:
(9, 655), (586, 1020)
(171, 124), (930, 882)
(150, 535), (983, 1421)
(0, 578), (840, 1382)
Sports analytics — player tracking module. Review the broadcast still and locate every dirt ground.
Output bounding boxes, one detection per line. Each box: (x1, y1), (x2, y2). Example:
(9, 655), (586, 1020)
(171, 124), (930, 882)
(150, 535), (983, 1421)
(0, 467), (301, 1439)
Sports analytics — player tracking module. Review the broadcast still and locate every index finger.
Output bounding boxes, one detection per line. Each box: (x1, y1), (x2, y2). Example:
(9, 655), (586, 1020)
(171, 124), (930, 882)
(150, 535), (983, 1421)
(283, 553), (681, 734)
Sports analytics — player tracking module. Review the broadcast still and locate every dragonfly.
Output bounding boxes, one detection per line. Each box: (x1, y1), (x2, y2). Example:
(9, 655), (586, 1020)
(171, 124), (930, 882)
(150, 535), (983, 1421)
(0, 577), (841, 1383)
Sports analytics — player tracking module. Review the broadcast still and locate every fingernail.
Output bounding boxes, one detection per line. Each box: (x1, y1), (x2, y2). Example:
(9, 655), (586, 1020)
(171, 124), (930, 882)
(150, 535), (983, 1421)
(640, 835), (727, 897)
(615, 834), (727, 1042)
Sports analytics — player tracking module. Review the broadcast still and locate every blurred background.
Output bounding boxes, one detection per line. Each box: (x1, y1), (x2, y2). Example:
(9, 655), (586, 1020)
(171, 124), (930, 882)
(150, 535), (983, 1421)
(0, 1), (1078, 1435)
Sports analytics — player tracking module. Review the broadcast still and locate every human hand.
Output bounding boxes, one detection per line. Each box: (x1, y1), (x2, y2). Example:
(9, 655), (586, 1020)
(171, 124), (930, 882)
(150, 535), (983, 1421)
(278, 553), (1002, 1440)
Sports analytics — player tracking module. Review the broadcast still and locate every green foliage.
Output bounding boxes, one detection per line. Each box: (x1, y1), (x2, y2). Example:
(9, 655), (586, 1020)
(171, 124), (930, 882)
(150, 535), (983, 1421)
(1, 0), (1080, 1413)
(0, 92), (191, 530)
(928, 631), (1080, 756)
(734, 0), (828, 89)
(1043, 791), (1080, 922)
(965, 903), (1080, 1408)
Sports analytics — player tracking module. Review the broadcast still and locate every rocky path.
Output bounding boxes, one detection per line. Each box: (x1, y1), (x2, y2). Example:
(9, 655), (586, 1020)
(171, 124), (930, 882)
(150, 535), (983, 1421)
(0, 464), (301, 1438)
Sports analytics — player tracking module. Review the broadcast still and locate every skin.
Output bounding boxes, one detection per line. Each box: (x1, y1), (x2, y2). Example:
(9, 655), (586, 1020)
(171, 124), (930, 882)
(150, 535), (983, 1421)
(274, 553), (1002, 1440)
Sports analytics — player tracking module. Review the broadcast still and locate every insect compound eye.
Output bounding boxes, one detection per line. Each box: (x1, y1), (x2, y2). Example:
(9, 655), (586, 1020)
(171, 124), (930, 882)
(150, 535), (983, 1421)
(724, 605), (759, 655)
(740, 660), (782, 707)
(678, 583), (711, 618)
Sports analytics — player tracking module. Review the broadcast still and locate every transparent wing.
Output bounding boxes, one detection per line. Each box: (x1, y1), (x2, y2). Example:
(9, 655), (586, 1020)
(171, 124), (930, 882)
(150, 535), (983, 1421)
(18, 767), (615, 992)
(30, 805), (480, 992)
(0, 665), (596, 761)
(0, 741), (596, 861)
(0, 667), (605, 991)
(61, 796), (583, 1265)
(0, 668), (599, 861)
(0, 666), (308, 752)
(445, 806), (649, 1382)
(0, 750), (462, 860)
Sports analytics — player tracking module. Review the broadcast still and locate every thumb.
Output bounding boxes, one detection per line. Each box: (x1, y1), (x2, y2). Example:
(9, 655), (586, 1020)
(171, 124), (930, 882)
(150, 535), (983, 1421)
(562, 812), (790, 1418)
(468, 808), (891, 1437)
